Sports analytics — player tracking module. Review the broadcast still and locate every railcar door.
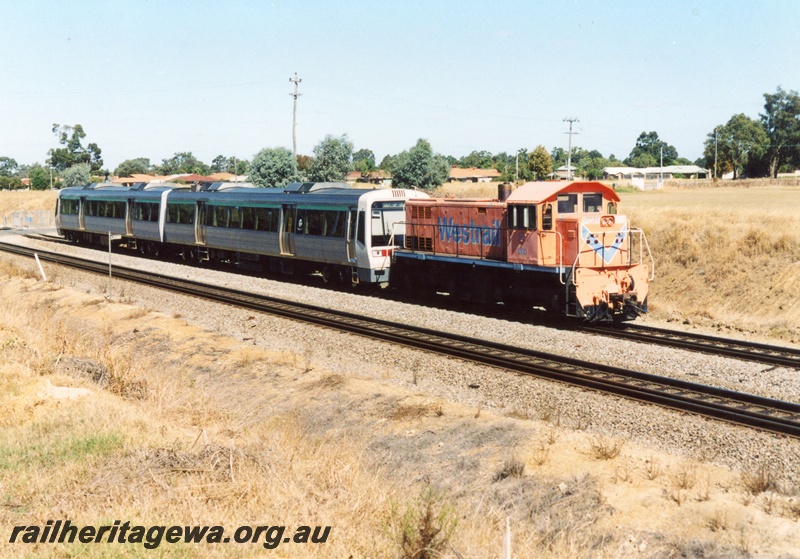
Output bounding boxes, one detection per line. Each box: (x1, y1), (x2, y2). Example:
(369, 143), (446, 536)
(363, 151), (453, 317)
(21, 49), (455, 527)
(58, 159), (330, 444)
(280, 204), (296, 256)
(346, 208), (357, 264)
(125, 199), (134, 236)
(195, 200), (207, 245)
(78, 196), (86, 230)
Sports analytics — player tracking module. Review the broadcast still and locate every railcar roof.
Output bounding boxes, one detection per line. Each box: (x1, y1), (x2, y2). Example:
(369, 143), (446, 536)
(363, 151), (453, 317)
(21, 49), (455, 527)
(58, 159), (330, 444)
(506, 181), (620, 204)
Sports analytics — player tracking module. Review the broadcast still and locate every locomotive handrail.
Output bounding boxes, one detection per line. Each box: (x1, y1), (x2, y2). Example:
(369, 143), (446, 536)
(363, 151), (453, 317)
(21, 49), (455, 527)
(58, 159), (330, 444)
(627, 227), (655, 281)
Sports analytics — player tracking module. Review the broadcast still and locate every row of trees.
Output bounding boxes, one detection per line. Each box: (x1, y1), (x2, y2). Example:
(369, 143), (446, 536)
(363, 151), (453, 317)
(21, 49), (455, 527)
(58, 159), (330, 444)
(2, 86), (800, 191)
(701, 87), (800, 179)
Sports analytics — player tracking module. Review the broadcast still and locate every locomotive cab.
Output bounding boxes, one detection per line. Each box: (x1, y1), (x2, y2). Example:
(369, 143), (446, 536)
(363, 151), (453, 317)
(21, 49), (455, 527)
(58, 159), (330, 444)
(506, 181), (652, 321)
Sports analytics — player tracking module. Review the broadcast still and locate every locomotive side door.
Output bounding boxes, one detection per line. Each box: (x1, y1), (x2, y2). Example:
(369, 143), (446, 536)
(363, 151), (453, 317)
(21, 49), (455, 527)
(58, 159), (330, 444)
(280, 204), (296, 256)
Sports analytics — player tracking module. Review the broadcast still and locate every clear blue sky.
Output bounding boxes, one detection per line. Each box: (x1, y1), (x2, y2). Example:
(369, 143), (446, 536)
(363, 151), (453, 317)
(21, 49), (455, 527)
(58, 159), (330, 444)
(2, 0), (798, 171)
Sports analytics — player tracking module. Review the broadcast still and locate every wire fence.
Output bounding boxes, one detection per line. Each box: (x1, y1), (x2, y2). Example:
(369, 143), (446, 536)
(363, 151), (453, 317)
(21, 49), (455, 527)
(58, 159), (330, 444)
(1, 211), (55, 229)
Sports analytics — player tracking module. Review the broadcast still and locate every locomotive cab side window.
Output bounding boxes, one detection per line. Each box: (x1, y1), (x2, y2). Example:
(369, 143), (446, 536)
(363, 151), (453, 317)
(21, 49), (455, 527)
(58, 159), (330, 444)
(542, 204), (553, 230)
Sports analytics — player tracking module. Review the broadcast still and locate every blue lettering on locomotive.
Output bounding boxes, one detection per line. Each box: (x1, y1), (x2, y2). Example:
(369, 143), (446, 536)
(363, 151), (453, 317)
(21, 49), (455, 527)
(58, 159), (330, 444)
(438, 218), (501, 247)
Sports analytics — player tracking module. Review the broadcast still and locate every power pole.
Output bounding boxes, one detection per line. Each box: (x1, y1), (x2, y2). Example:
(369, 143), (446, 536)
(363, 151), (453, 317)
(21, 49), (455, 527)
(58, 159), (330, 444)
(563, 117), (579, 180)
(713, 126), (718, 180)
(289, 73), (302, 157)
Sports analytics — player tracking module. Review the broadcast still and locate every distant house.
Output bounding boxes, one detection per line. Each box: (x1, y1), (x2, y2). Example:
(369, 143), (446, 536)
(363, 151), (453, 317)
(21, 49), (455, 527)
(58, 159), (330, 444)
(449, 166), (501, 182)
(602, 165), (710, 180)
(347, 170), (393, 187)
(553, 165), (578, 180)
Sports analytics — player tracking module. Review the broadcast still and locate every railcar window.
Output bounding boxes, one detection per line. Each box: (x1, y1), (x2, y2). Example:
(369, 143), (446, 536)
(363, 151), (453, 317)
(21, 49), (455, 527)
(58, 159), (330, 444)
(133, 202), (159, 222)
(542, 204), (553, 230)
(229, 207), (242, 229)
(607, 202), (617, 215)
(323, 211), (342, 237)
(167, 204), (194, 224)
(583, 193), (602, 213)
(61, 199), (79, 215)
(557, 193), (577, 213)
(254, 207), (279, 232)
(207, 205), (230, 228)
(306, 210), (324, 236)
(241, 207), (255, 230)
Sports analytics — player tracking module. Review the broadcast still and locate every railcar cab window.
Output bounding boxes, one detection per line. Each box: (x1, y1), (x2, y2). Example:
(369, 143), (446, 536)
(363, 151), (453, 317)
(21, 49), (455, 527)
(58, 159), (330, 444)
(607, 202), (617, 215)
(371, 201), (405, 246)
(582, 193), (603, 213)
(507, 204), (537, 230)
(557, 193), (578, 214)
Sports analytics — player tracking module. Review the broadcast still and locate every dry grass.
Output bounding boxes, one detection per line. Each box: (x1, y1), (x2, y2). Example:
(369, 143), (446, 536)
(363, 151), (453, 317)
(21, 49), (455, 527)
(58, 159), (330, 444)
(622, 186), (800, 342)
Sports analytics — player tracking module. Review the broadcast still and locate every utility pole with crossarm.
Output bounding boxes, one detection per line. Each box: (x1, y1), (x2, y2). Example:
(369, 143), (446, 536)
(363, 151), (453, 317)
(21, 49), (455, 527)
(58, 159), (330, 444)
(289, 73), (302, 157)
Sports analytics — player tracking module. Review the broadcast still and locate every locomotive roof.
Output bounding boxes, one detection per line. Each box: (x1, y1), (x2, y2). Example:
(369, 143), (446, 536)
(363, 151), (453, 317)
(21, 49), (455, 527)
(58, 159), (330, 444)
(506, 181), (620, 204)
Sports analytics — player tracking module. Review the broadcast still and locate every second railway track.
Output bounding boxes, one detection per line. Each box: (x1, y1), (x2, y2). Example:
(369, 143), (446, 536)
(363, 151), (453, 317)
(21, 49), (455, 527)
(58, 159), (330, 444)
(3, 239), (800, 439)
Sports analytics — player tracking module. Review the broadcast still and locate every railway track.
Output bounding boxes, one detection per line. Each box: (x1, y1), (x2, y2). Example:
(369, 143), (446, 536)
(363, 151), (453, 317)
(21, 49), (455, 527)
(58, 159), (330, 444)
(2, 240), (800, 439)
(581, 323), (800, 370)
(19, 231), (800, 370)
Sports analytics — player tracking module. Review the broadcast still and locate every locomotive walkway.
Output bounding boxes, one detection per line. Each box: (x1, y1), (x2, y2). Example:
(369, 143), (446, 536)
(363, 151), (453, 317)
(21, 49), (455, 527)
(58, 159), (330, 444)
(2, 239), (800, 439)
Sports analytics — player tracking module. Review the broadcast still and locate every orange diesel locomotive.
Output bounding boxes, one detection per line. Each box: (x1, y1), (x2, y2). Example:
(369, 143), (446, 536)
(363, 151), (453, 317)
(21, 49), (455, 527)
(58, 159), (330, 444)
(391, 181), (653, 322)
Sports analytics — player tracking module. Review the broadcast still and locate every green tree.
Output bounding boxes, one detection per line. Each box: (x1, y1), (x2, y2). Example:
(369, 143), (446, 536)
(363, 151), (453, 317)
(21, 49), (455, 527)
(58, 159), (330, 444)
(28, 165), (50, 190)
(459, 150), (493, 169)
(61, 163), (91, 187)
(527, 145), (552, 180)
(309, 135), (353, 182)
(156, 152), (209, 175)
(760, 86), (800, 177)
(0, 156), (19, 177)
(114, 158), (151, 177)
(353, 148), (376, 176)
(49, 124), (103, 173)
(0, 176), (23, 190)
(625, 131), (678, 166)
(248, 147), (298, 188)
(391, 139), (450, 190)
(703, 114), (768, 179)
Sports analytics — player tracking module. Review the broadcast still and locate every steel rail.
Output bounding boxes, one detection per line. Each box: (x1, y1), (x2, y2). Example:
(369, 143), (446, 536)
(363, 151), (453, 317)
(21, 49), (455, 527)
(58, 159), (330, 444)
(3, 240), (800, 438)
